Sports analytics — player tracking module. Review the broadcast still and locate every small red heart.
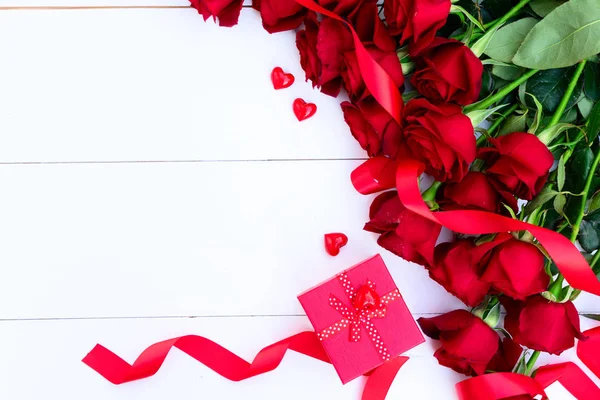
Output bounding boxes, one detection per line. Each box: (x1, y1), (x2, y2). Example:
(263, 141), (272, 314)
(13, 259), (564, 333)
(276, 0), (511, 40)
(293, 98), (317, 121)
(353, 285), (380, 310)
(324, 232), (348, 256)
(271, 67), (295, 90)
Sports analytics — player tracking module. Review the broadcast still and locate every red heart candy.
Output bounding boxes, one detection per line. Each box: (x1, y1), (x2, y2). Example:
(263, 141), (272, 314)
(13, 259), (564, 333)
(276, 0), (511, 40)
(324, 232), (348, 256)
(271, 67), (295, 90)
(353, 285), (381, 310)
(293, 98), (317, 121)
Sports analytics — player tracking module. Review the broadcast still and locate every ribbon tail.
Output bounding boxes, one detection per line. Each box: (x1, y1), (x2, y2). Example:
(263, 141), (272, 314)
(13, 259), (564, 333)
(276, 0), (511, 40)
(534, 362), (600, 400)
(362, 356), (409, 400)
(455, 373), (547, 400)
(83, 331), (330, 385)
(578, 326), (600, 378)
(391, 159), (600, 297)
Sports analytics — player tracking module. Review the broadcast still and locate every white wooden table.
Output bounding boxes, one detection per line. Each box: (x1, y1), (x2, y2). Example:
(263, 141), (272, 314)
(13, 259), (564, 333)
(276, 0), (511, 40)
(0, 2), (597, 399)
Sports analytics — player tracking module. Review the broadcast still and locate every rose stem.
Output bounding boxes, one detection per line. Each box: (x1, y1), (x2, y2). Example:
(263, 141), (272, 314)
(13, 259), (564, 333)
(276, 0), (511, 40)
(547, 60), (587, 128)
(476, 104), (519, 146)
(484, 0), (533, 31)
(464, 69), (538, 113)
(524, 350), (540, 376)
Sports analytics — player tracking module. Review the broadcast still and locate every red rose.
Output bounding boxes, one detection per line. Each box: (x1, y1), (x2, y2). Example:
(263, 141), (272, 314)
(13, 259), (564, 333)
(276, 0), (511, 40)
(341, 3), (403, 100)
(253, 0), (306, 33)
(478, 132), (554, 200)
(399, 99), (476, 182)
(341, 97), (402, 157)
(502, 296), (586, 355)
(365, 191), (440, 266)
(383, 0), (451, 55)
(439, 171), (518, 214)
(475, 233), (549, 300)
(418, 310), (520, 376)
(411, 38), (483, 106)
(296, 14), (348, 96)
(189, 0), (244, 27)
(428, 239), (490, 307)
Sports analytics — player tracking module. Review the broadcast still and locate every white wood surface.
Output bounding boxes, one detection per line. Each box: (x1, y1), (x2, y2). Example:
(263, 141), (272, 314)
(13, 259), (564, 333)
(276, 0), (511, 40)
(0, 5), (596, 400)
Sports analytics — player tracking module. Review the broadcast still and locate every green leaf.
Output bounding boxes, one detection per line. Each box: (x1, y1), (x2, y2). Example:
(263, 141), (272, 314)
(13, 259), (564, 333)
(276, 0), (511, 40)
(450, 5), (486, 32)
(527, 93), (544, 134)
(466, 104), (508, 127)
(583, 313), (600, 321)
(513, 0), (600, 69)
(584, 63), (600, 101)
(524, 186), (559, 215)
(536, 122), (576, 145)
(588, 101), (600, 144)
(525, 67), (583, 113)
(578, 97), (595, 119)
(554, 192), (567, 215)
(484, 18), (538, 63)
(579, 217), (600, 252)
(493, 64), (523, 80)
(564, 145), (595, 221)
(471, 24), (502, 58)
(588, 190), (600, 212)
(530, 0), (567, 17)
(499, 111), (528, 135)
(558, 154), (566, 191)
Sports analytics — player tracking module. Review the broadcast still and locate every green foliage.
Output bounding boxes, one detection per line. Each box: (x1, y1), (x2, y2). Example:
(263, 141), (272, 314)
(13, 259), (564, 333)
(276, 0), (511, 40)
(584, 63), (600, 102)
(498, 110), (528, 135)
(513, 0), (600, 69)
(485, 18), (538, 63)
(564, 145), (595, 222)
(588, 101), (600, 143)
(525, 67), (583, 113)
(579, 209), (600, 252)
(530, 0), (567, 17)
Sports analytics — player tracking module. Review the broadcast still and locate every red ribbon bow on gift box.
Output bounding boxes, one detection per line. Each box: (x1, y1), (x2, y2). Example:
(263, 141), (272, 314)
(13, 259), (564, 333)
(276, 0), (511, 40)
(316, 273), (402, 361)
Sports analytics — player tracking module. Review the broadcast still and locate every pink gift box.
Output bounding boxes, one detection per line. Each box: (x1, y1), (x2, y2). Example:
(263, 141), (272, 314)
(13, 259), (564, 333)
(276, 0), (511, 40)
(298, 254), (424, 383)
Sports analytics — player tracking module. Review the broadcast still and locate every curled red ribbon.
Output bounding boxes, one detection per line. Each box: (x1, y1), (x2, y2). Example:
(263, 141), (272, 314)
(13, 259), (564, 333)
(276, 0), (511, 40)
(83, 331), (407, 400)
(350, 158), (600, 297)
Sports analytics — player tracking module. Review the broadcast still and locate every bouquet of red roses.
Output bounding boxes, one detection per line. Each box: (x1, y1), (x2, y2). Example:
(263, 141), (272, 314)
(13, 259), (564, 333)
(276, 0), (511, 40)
(190, 0), (600, 396)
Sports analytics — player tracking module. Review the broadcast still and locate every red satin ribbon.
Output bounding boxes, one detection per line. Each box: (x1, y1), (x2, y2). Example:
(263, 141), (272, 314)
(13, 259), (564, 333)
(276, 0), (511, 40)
(456, 361), (600, 400)
(294, 0), (403, 124)
(578, 326), (600, 380)
(83, 331), (406, 400)
(350, 158), (600, 296)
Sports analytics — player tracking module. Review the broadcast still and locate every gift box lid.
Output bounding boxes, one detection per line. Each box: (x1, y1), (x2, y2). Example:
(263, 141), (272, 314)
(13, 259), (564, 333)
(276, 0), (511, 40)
(298, 254), (425, 383)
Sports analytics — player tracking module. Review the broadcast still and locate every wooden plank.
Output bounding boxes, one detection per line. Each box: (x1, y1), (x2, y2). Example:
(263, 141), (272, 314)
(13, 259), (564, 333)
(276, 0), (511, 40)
(0, 8), (362, 163)
(0, 316), (462, 400)
(0, 161), (468, 319)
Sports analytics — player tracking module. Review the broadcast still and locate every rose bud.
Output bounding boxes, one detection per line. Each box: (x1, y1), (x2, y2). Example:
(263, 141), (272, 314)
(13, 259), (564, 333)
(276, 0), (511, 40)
(397, 98), (476, 183)
(502, 296), (586, 355)
(478, 132), (554, 200)
(341, 97), (402, 158)
(253, 0), (306, 33)
(411, 38), (483, 106)
(427, 239), (491, 307)
(189, 0), (244, 27)
(418, 310), (520, 376)
(365, 191), (441, 267)
(296, 13), (352, 97)
(474, 233), (550, 300)
(383, 0), (451, 55)
(439, 171), (518, 214)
